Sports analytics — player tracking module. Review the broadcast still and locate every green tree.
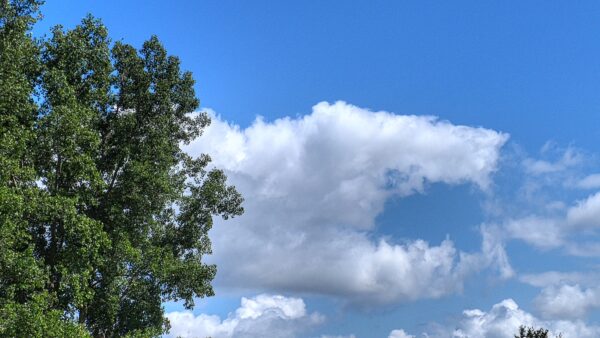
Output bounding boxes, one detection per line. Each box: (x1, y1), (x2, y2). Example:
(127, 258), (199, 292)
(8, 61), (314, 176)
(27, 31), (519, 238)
(515, 326), (563, 338)
(0, 1), (243, 337)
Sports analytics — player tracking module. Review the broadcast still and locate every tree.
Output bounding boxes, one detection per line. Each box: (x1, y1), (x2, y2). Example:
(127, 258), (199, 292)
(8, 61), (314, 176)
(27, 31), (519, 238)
(0, 1), (243, 337)
(1, 0), (91, 336)
(515, 326), (563, 338)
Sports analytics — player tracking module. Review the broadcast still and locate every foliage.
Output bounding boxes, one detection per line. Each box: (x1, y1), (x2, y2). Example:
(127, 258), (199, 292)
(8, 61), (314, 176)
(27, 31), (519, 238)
(515, 326), (563, 338)
(0, 1), (243, 337)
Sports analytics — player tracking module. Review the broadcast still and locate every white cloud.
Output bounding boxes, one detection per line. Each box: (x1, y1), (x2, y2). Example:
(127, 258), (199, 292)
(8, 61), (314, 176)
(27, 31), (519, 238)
(566, 192), (600, 230)
(450, 299), (536, 338)
(184, 101), (510, 305)
(514, 145), (588, 207)
(503, 216), (564, 250)
(503, 145), (600, 243)
(520, 271), (600, 320)
(373, 298), (600, 338)
(576, 173), (600, 190)
(534, 284), (600, 320)
(523, 147), (582, 175)
(479, 225), (515, 279)
(388, 329), (415, 338)
(445, 299), (600, 338)
(165, 294), (323, 338)
(564, 241), (600, 257)
(193, 101), (508, 228)
(216, 229), (507, 305)
(494, 191), (600, 252)
(520, 271), (590, 288)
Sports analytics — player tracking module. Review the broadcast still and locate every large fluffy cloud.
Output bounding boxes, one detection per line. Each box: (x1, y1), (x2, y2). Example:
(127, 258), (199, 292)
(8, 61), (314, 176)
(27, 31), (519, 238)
(166, 294), (323, 338)
(185, 101), (509, 304)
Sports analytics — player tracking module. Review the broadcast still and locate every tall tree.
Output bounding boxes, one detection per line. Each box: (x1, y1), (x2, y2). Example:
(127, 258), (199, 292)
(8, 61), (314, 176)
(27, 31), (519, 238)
(0, 1), (243, 337)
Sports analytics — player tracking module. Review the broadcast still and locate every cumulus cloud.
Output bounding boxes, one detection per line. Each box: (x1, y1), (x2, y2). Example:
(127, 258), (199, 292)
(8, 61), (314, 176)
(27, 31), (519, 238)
(566, 192), (600, 230)
(533, 284), (600, 320)
(165, 294), (323, 338)
(449, 299), (537, 338)
(451, 299), (600, 338)
(520, 271), (600, 320)
(388, 329), (415, 338)
(403, 299), (600, 338)
(191, 101), (507, 230)
(184, 101), (509, 305)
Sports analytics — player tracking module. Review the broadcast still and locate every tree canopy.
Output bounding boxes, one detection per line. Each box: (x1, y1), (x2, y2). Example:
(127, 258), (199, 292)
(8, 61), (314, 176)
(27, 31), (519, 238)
(0, 1), (243, 336)
(515, 326), (563, 338)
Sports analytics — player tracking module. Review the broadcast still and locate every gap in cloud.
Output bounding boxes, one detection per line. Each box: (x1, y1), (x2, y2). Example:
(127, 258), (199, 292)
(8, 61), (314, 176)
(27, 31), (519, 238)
(375, 183), (485, 252)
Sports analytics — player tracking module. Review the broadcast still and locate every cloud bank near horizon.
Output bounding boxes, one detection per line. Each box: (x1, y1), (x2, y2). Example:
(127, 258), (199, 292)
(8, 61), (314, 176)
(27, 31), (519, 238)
(166, 294), (323, 338)
(167, 295), (600, 338)
(401, 298), (600, 338)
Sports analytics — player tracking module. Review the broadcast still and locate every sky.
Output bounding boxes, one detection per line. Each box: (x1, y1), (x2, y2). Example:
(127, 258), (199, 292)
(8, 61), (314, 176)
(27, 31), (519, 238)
(35, 1), (600, 337)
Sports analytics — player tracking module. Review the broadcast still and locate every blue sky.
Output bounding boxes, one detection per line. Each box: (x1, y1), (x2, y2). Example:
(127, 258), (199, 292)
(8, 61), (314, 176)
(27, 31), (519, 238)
(37, 2), (600, 337)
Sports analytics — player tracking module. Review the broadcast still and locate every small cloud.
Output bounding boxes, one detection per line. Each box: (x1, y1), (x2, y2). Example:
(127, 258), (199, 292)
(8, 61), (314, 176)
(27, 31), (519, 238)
(523, 147), (582, 175)
(575, 173), (600, 190)
(520, 271), (589, 288)
(388, 329), (415, 338)
(502, 216), (565, 250)
(566, 192), (600, 230)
